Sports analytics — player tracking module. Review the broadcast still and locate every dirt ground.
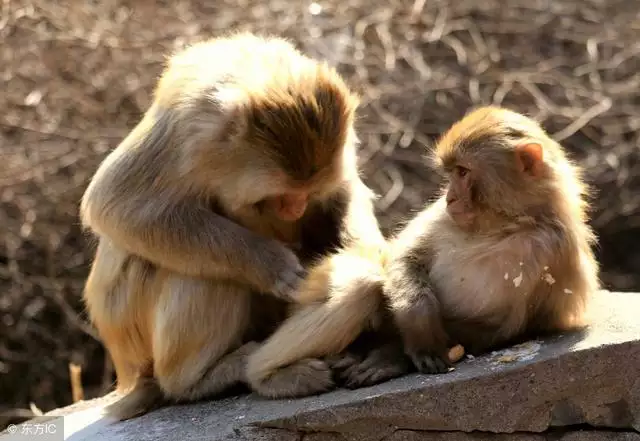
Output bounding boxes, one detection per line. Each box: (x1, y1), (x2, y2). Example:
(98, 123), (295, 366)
(1, 0), (639, 428)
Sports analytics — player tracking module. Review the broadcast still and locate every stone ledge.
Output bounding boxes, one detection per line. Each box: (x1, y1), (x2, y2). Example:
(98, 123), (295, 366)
(2, 290), (639, 441)
(299, 430), (640, 440)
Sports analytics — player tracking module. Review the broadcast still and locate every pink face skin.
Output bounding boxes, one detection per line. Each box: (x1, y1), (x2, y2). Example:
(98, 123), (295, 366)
(444, 143), (545, 230)
(265, 191), (309, 221)
(445, 165), (476, 229)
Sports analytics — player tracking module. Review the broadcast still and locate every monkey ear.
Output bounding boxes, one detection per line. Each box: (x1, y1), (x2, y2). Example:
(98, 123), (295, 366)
(515, 143), (543, 177)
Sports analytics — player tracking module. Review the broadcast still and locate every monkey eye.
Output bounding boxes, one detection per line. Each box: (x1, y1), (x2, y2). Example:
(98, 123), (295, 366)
(455, 166), (469, 178)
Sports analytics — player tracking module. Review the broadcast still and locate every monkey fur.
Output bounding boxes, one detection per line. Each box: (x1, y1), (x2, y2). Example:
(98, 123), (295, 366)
(249, 106), (599, 395)
(80, 32), (385, 420)
(340, 106), (599, 386)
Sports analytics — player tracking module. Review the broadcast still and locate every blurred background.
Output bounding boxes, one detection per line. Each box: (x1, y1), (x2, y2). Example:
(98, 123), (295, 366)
(1, 0), (639, 429)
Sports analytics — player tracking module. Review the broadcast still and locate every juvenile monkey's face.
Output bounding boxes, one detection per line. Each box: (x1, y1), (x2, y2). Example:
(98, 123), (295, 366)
(445, 165), (477, 229)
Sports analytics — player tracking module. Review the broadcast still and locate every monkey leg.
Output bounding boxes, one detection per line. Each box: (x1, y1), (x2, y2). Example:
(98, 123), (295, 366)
(83, 242), (152, 393)
(105, 341), (258, 421)
(92, 298), (147, 394)
(246, 269), (382, 399)
(87, 264), (157, 393)
(152, 276), (254, 402)
(100, 328), (148, 393)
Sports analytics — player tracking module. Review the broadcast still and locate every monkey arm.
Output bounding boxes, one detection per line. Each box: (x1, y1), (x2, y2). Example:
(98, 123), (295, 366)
(384, 255), (450, 355)
(383, 255), (453, 374)
(84, 192), (298, 283)
(381, 205), (454, 373)
(80, 151), (300, 293)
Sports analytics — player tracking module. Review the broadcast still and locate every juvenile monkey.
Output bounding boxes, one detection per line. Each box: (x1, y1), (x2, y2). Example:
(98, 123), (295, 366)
(337, 106), (600, 386)
(80, 32), (385, 420)
(248, 106), (599, 395)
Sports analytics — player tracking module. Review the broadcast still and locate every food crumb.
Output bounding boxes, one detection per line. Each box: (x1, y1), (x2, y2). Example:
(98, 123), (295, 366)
(512, 272), (523, 287)
(564, 288), (573, 294)
(447, 344), (465, 363)
(543, 273), (556, 285)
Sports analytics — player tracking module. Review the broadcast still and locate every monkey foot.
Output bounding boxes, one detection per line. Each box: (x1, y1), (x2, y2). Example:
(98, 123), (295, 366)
(328, 347), (411, 389)
(253, 358), (334, 399)
(408, 351), (451, 374)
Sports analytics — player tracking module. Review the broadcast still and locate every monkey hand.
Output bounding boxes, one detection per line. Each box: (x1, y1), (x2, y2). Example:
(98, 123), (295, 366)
(272, 265), (307, 301)
(260, 244), (307, 301)
(406, 347), (452, 374)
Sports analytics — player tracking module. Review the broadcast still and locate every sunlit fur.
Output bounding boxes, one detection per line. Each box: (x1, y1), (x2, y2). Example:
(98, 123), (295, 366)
(246, 241), (388, 398)
(80, 32), (383, 420)
(291, 106), (601, 391)
(433, 106), (592, 227)
(386, 105), (599, 366)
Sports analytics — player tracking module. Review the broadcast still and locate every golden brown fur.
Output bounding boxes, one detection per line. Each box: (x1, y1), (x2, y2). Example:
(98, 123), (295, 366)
(80, 32), (384, 420)
(246, 242), (388, 398)
(249, 106), (600, 395)
(344, 106), (600, 383)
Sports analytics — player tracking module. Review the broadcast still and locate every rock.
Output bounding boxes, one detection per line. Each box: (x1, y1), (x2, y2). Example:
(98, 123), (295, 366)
(385, 431), (640, 440)
(2, 290), (639, 441)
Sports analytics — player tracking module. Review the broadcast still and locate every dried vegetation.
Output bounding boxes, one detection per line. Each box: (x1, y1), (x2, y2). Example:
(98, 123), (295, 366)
(1, 0), (639, 428)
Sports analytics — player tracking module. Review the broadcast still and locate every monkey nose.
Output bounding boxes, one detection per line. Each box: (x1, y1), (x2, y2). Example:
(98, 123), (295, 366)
(288, 202), (307, 219)
(280, 193), (309, 221)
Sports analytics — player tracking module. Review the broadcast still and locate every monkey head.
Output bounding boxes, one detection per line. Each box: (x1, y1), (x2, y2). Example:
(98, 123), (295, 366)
(157, 35), (360, 222)
(218, 61), (359, 221)
(432, 106), (560, 231)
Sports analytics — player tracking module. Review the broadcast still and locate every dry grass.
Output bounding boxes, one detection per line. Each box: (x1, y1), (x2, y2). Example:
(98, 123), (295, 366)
(1, 0), (639, 428)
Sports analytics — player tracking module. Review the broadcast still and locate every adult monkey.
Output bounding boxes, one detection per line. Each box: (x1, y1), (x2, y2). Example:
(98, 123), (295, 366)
(80, 32), (385, 420)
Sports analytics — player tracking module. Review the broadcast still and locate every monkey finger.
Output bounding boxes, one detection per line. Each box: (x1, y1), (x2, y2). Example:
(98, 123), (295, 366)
(339, 351), (386, 383)
(410, 353), (450, 374)
(350, 351), (384, 374)
(326, 352), (361, 372)
(294, 266), (308, 279)
(342, 362), (376, 388)
(339, 359), (367, 382)
(272, 270), (305, 301)
(344, 367), (398, 389)
(344, 369), (378, 389)
(343, 359), (409, 389)
(432, 356), (451, 373)
(413, 357), (437, 374)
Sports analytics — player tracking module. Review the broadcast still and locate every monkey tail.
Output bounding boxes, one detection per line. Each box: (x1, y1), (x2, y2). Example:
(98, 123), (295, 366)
(104, 377), (166, 421)
(246, 251), (385, 387)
